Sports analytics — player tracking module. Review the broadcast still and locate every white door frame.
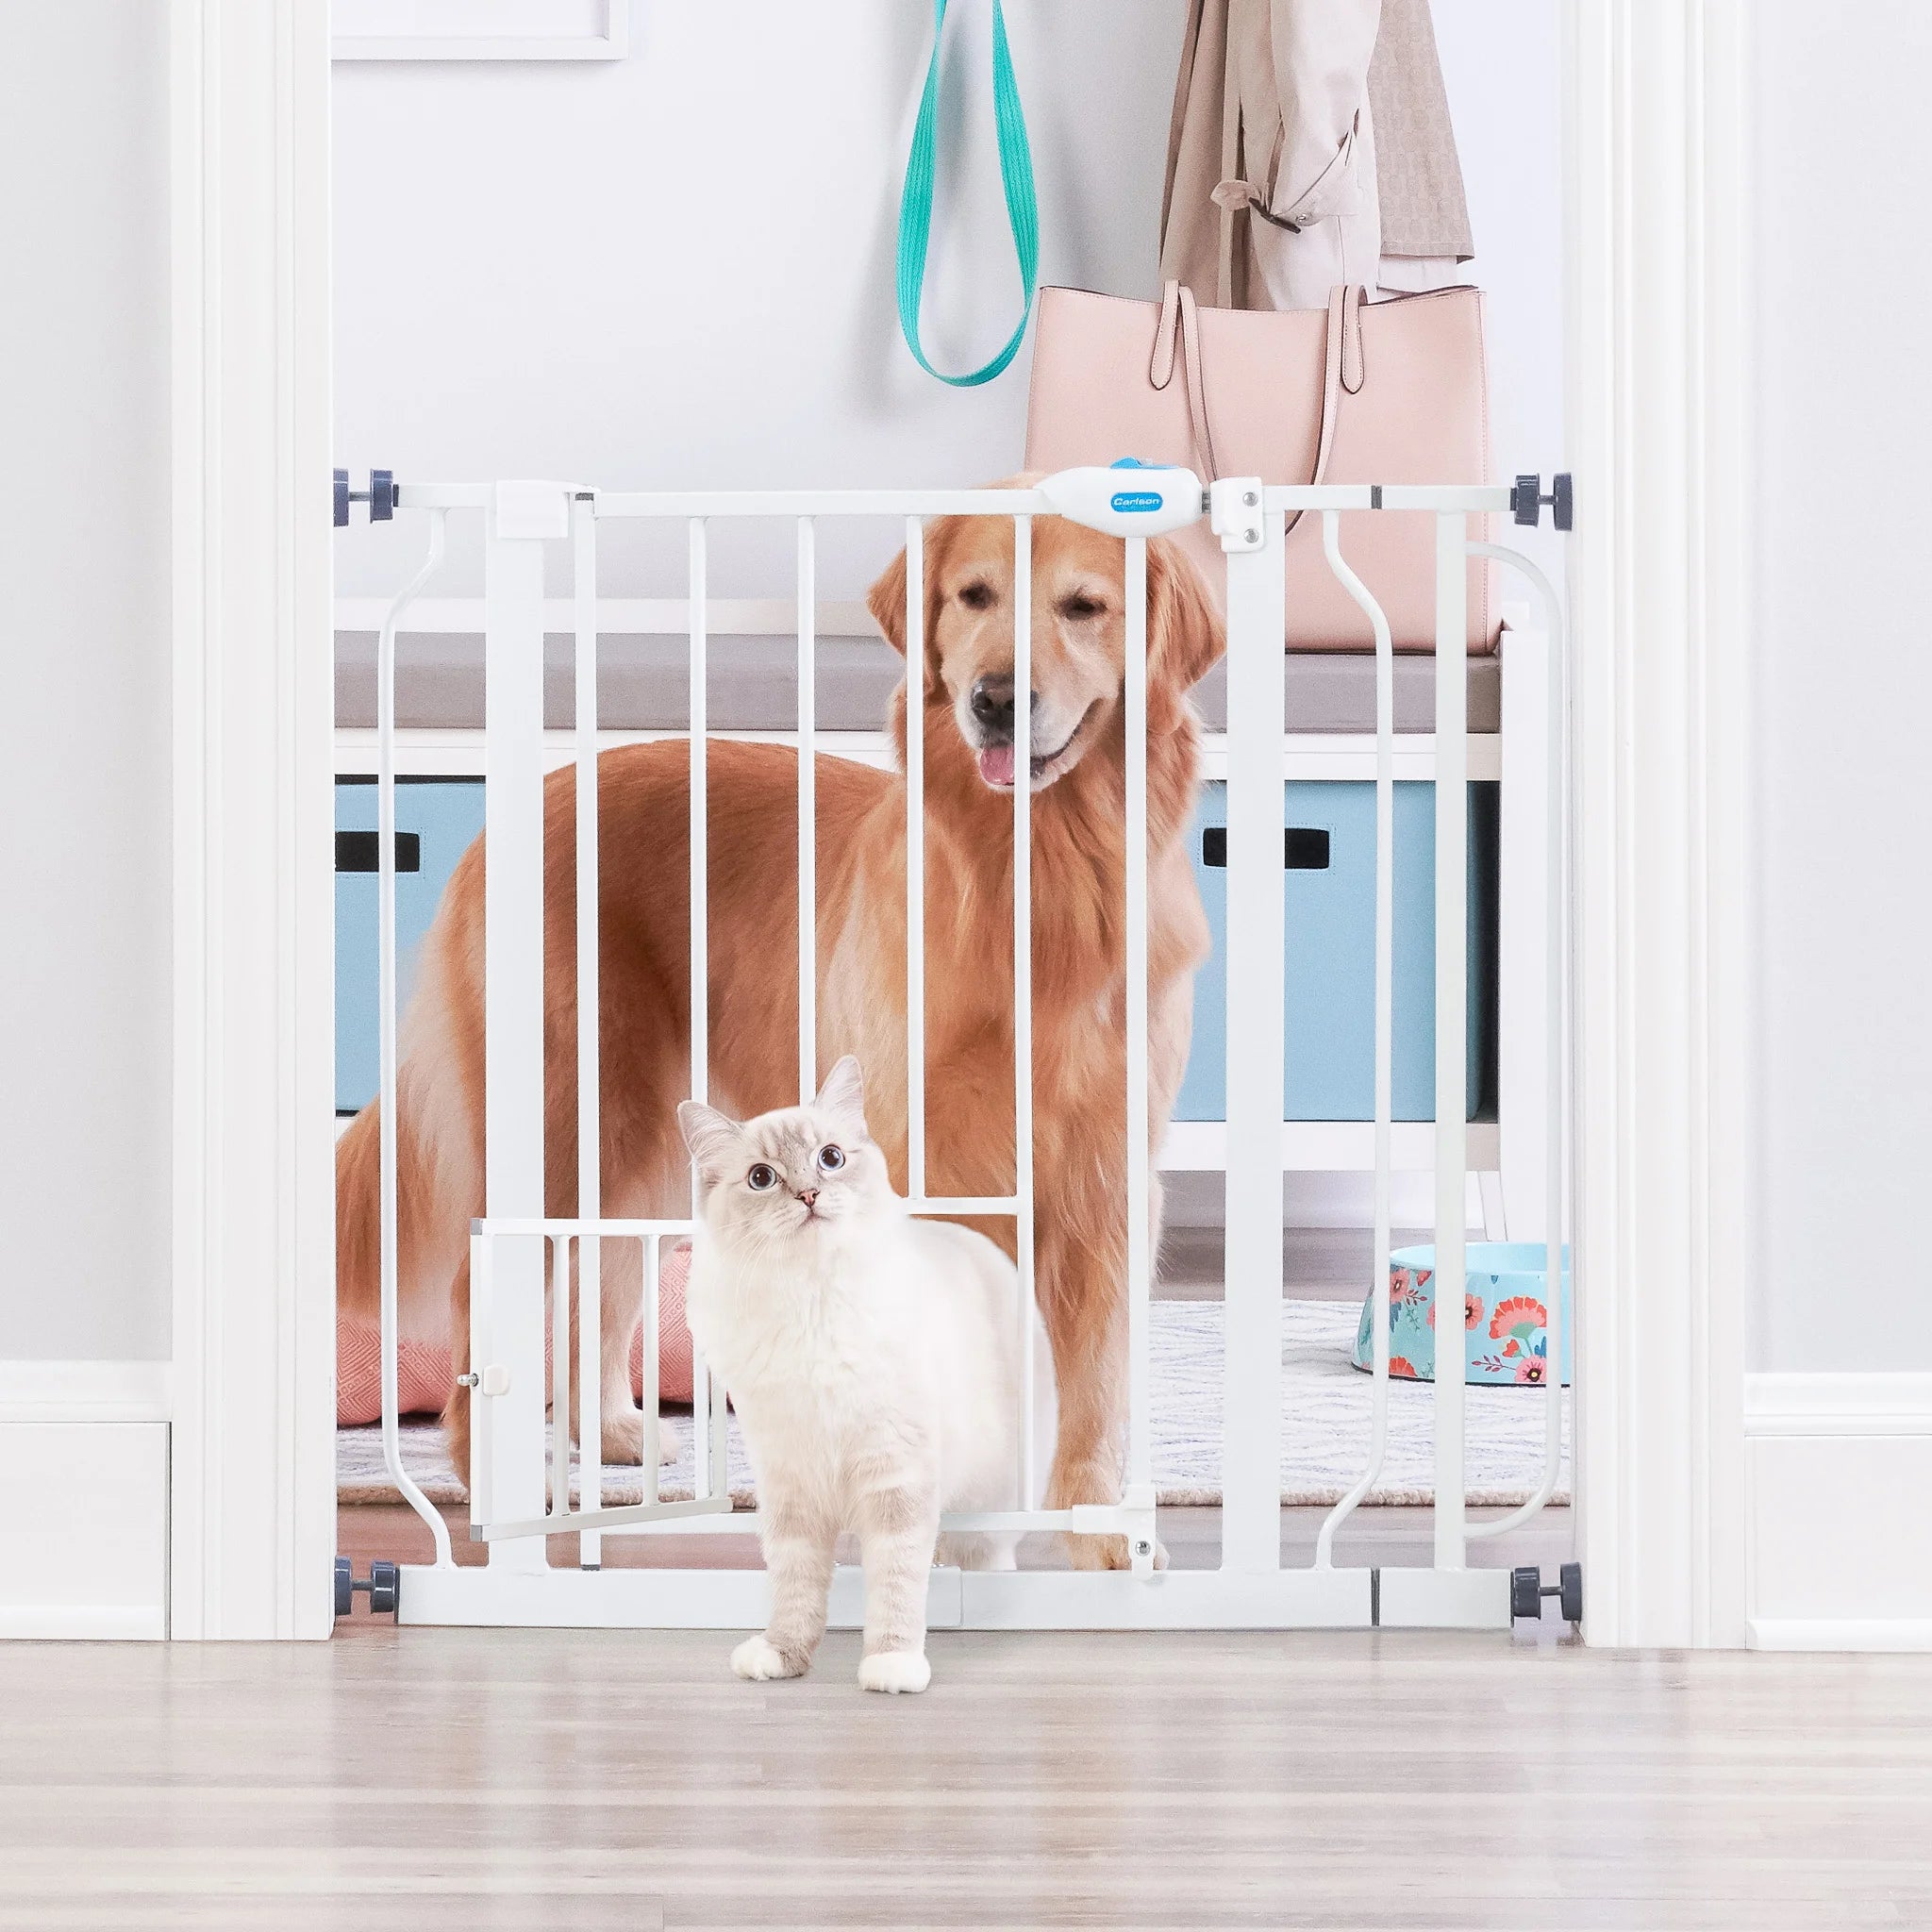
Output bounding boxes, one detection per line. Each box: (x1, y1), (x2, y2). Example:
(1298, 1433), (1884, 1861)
(1564, 0), (1753, 1647)
(166, 0), (1753, 1643)
(168, 0), (336, 1639)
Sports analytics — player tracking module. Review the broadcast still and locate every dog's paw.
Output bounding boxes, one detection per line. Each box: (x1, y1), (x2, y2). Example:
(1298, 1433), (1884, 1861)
(1063, 1532), (1170, 1573)
(598, 1407), (646, 1466)
(731, 1634), (806, 1682)
(858, 1649), (931, 1695)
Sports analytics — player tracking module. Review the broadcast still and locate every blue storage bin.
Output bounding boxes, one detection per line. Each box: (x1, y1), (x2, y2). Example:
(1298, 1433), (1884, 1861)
(1174, 780), (1497, 1124)
(335, 778), (486, 1114)
(335, 774), (1494, 1123)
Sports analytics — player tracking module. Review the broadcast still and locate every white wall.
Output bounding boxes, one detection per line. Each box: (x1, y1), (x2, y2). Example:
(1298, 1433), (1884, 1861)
(333, 0), (1565, 604)
(334, 0), (1181, 603)
(1750, 3), (1932, 1373)
(0, 10), (173, 1360)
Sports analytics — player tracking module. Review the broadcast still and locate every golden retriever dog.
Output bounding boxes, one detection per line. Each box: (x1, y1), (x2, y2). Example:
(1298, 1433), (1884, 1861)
(336, 497), (1224, 1566)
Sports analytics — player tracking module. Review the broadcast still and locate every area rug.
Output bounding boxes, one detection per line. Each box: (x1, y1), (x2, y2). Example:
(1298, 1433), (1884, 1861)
(337, 1298), (1571, 1509)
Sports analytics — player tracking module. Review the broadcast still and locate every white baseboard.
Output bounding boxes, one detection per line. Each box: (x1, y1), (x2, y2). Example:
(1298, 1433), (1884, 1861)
(1746, 1618), (1932, 1653)
(0, 1363), (171, 1641)
(0, 1605), (169, 1641)
(1743, 1373), (1932, 1650)
(0, 1358), (171, 1424)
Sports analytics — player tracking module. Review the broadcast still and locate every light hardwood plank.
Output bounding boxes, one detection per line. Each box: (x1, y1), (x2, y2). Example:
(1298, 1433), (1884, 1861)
(2, 1623), (1928, 1928)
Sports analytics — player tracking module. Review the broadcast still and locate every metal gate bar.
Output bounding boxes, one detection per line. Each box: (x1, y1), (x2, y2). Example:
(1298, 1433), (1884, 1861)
(573, 494), (603, 1564)
(1220, 492), (1289, 1578)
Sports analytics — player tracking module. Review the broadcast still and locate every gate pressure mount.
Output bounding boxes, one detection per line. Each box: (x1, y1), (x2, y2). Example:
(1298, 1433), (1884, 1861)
(334, 467), (397, 527)
(1510, 472), (1574, 530)
(334, 1556), (400, 1620)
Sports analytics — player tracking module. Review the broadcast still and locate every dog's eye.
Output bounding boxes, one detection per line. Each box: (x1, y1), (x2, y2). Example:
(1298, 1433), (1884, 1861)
(746, 1163), (778, 1191)
(816, 1144), (845, 1173)
(1059, 593), (1106, 621)
(957, 581), (994, 611)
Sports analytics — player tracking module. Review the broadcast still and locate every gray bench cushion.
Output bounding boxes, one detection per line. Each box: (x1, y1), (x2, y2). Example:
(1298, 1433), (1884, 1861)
(335, 631), (1501, 736)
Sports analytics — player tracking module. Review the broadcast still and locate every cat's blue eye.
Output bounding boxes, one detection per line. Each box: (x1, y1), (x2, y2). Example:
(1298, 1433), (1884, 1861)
(816, 1144), (845, 1173)
(746, 1163), (778, 1191)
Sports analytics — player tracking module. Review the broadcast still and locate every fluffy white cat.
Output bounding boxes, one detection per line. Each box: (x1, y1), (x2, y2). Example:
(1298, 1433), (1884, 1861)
(678, 1056), (1054, 1695)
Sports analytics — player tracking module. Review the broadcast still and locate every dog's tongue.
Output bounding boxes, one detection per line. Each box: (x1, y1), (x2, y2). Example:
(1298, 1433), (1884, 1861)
(977, 744), (1017, 789)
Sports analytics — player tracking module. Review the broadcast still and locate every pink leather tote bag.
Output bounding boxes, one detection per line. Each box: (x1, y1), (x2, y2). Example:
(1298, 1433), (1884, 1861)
(1024, 280), (1495, 653)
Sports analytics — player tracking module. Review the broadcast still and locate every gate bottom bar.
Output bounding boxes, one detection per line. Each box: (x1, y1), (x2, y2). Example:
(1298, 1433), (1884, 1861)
(1377, 1565), (1510, 1629)
(394, 1563), (1403, 1630)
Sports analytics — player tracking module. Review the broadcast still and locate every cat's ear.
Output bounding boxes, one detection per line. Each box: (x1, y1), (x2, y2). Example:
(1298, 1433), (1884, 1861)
(676, 1101), (746, 1189)
(813, 1055), (865, 1129)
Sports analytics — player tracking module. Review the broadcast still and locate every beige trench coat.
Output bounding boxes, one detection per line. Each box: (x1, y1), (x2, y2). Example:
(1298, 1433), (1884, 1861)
(1159, 0), (1472, 311)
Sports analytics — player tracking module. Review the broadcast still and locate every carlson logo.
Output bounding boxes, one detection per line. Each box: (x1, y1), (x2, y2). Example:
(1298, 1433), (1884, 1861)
(1108, 490), (1162, 513)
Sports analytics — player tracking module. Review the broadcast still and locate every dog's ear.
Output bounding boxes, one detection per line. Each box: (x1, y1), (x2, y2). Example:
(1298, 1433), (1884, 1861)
(1144, 536), (1226, 729)
(866, 545), (910, 657)
(813, 1054), (865, 1129)
(867, 522), (949, 697)
(676, 1101), (746, 1190)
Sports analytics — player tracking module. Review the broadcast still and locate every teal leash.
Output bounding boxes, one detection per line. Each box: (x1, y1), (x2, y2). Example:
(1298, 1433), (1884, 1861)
(895, 0), (1039, 387)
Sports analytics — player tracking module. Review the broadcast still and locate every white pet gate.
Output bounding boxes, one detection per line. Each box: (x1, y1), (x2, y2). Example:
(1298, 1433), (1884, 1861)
(346, 465), (1570, 1631)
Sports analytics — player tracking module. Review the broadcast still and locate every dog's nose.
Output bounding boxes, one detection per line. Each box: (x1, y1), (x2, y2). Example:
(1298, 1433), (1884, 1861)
(798, 1188), (820, 1209)
(970, 675), (1036, 741)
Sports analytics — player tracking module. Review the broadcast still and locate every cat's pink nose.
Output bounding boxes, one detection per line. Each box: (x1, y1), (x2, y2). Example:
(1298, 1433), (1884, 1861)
(798, 1188), (820, 1209)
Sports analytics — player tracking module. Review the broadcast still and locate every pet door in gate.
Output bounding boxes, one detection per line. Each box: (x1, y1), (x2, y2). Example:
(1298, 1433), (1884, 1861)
(351, 468), (1571, 1631)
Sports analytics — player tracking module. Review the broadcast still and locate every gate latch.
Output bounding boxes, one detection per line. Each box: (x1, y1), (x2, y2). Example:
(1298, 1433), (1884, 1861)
(456, 1364), (511, 1396)
(1208, 476), (1267, 553)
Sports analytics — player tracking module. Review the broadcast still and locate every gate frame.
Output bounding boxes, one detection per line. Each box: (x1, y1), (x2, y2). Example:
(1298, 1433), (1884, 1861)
(165, 0), (1754, 1643)
(380, 473), (1550, 1634)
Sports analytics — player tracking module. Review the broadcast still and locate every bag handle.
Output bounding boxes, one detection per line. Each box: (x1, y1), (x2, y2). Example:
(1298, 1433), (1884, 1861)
(895, 0), (1040, 388)
(1152, 281), (1364, 528)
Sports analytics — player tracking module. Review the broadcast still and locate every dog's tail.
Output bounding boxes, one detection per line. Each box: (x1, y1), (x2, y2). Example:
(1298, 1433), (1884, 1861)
(335, 937), (478, 1331)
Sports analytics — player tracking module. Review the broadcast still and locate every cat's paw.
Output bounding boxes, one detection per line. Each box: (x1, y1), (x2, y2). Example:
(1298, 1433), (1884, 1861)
(858, 1649), (931, 1695)
(730, 1634), (807, 1682)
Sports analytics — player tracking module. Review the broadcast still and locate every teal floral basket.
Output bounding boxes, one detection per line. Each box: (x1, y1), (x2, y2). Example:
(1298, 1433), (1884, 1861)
(1351, 1242), (1573, 1386)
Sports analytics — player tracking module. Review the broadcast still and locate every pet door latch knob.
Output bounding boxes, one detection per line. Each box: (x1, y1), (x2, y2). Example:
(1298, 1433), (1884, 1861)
(456, 1365), (511, 1396)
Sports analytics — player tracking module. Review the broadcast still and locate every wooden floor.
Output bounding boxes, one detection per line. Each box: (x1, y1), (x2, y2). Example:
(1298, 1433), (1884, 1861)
(6, 1615), (1931, 1927)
